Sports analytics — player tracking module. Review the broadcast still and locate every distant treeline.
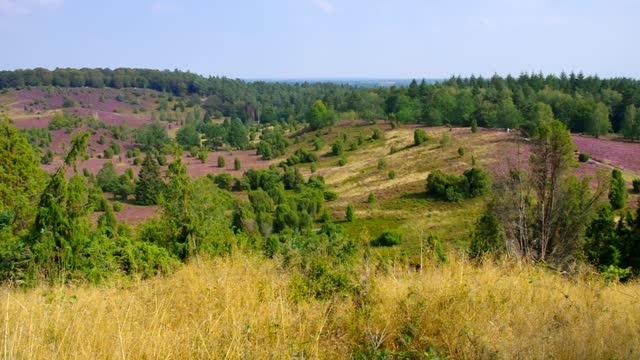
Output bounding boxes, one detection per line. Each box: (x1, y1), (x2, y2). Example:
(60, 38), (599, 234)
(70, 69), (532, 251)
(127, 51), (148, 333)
(2, 68), (640, 136)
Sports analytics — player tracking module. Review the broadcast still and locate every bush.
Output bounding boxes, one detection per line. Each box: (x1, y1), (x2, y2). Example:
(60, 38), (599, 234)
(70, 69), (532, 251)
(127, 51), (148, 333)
(310, 163), (317, 173)
(198, 150), (208, 164)
(62, 97), (76, 108)
(345, 203), (355, 222)
(113, 201), (123, 212)
(286, 148), (318, 166)
(579, 153), (591, 162)
(213, 173), (234, 190)
(609, 169), (628, 210)
(338, 157), (347, 166)
(439, 133), (450, 145)
(217, 155), (226, 168)
(331, 141), (344, 156)
(377, 158), (387, 170)
(323, 191), (339, 201)
(40, 150), (54, 165)
(458, 147), (465, 157)
(633, 178), (640, 193)
(388, 170), (396, 179)
(426, 168), (489, 202)
(234, 157), (241, 170)
(414, 129), (428, 145)
(312, 137), (322, 151)
(471, 119), (478, 133)
(372, 128), (382, 140)
(371, 230), (402, 247)
(367, 193), (376, 203)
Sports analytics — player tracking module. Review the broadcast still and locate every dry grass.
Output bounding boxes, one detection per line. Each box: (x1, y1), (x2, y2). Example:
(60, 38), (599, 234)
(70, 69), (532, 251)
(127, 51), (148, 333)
(2, 253), (639, 359)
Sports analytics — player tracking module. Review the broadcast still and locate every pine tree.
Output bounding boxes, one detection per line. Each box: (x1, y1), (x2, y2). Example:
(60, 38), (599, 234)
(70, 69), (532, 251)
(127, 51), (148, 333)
(0, 115), (46, 236)
(470, 119), (478, 133)
(135, 153), (164, 205)
(97, 161), (118, 193)
(346, 203), (355, 222)
(609, 169), (628, 210)
(622, 105), (639, 140)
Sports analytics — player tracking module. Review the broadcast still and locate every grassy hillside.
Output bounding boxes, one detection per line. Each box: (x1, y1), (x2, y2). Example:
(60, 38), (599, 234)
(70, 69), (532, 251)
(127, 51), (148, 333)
(2, 253), (639, 359)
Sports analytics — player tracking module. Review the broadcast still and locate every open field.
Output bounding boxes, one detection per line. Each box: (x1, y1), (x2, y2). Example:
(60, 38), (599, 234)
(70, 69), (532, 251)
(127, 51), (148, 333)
(2, 253), (639, 359)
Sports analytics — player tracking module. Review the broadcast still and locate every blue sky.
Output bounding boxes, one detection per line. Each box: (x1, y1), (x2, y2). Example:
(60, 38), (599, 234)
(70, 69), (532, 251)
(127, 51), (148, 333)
(1, 0), (638, 79)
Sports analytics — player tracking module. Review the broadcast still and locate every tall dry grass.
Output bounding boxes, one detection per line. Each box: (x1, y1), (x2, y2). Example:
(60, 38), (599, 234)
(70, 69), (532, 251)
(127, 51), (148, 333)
(1, 253), (639, 359)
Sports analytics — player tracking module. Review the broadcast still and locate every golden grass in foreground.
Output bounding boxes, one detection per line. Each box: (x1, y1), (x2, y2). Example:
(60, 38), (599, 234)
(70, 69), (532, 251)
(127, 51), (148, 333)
(2, 253), (640, 359)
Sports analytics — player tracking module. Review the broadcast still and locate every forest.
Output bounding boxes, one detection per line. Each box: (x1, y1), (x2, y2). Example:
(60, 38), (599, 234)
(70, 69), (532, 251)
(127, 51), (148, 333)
(1, 68), (640, 139)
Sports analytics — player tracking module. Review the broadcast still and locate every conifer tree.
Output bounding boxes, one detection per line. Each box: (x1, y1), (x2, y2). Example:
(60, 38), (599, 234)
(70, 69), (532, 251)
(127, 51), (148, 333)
(609, 169), (628, 210)
(135, 153), (164, 205)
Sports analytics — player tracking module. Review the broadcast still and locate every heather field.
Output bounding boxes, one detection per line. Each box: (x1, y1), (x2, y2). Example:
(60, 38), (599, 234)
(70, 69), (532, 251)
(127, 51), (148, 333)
(573, 135), (640, 175)
(41, 149), (269, 178)
(0, 87), (159, 130)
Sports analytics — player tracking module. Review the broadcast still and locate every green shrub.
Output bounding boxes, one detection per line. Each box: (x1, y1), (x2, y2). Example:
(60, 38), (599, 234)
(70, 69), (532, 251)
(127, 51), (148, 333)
(217, 155), (226, 168)
(426, 168), (490, 202)
(113, 201), (123, 212)
(439, 133), (450, 145)
(471, 119), (478, 133)
(367, 193), (376, 203)
(40, 150), (54, 165)
(579, 153), (591, 162)
(198, 150), (208, 164)
(213, 173), (234, 190)
(371, 230), (402, 247)
(372, 128), (382, 140)
(338, 157), (347, 166)
(331, 141), (344, 156)
(323, 191), (338, 201)
(458, 147), (465, 157)
(234, 157), (241, 170)
(345, 203), (355, 222)
(312, 137), (322, 151)
(377, 158), (387, 170)
(609, 169), (627, 210)
(633, 178), (640, 193)
(414, 128), (428, 145)
(388, 170), (396, 179)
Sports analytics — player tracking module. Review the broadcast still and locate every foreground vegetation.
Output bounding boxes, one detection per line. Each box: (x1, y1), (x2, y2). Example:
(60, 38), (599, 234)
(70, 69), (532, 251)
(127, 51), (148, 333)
(2, 253), (639, 359)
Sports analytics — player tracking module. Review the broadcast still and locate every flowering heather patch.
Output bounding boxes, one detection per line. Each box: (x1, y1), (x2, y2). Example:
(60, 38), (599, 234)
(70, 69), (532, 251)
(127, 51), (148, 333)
(41, 149), (272, 179)
(71, 108), (152, 128)
(12, 87), (158, 113)
(573, 135), (640, 174)
(11, 115), (51, 129)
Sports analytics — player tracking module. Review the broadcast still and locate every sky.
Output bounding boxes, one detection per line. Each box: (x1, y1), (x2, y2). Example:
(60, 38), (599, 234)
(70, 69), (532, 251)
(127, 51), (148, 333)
(1, 0), (639, 79)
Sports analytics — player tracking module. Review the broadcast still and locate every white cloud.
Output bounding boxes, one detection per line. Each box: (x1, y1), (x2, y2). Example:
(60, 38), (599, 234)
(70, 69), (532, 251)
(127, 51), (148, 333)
(0, 0), (63, 15)
(312, 0), (336, 15)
